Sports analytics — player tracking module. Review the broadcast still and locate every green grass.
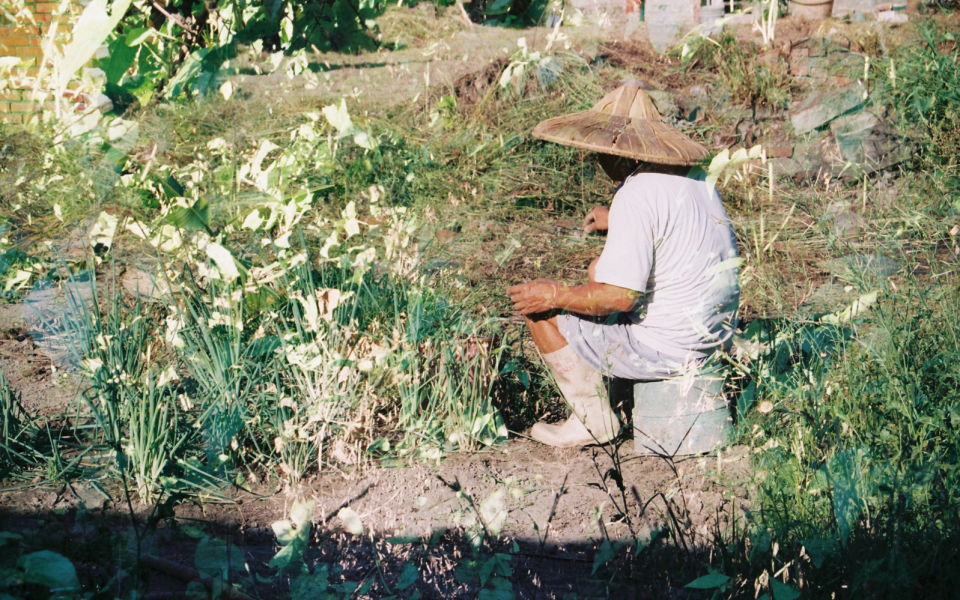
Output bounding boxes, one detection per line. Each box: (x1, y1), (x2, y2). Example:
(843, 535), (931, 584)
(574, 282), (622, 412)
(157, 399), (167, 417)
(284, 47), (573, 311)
(681, 32), (798, 110)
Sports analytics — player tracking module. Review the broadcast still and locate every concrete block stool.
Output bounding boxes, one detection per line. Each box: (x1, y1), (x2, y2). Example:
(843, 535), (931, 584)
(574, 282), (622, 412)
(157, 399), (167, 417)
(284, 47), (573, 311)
(631, 366), (732, 456)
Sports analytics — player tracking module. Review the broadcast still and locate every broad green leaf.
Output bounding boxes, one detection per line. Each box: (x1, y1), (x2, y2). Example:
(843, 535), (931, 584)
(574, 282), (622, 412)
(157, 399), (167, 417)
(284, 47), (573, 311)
(271, 519), (296, 546)
(471, 412), (493, 437)
(194, 537), (245, 581)
(291, 565), (329, 599)
(290, 500), (314, 530)
(479, 489), (507, 536)
(0, 250), (26, 279)
(103, 35), (138, 85)
(517, 370), (530, 389)
(125, 219), (151, 239)
(185, 581), (207, 600)
(18, 551), (79, 590)
(770, 580), (800, 600)
(635, 525), (664, 556)
(822, 291), (879, 325)
(454, 560), (479, 584)
(486, 0), (512, 15)
(322, 99), (354, 136)
(499, 63), (516, 89)
(250, 140), (280, 178)
(801, 538), (839, 569)
(88, 119), (139, 197)
(478, 576), (514, 600)
(151, 224), (182, 252)
(825, 447), (871, 544)
(337, 507), (363, 536)
(117, 73), (156, 105)
(342, 201), (360, 238)
(205, 243), (240, 282)
(493, 554), (512, 577)
(242, 209), (265, 231)
(353, 130), (376, 150)
(396, 561), (418, 590)
(89, 211), (119, 251)
(125, 27), (154, 46)
(479, 556), (496, 587)
(59, 0), (134, 89)
(180, 524), (206, 538)
(268, 543), (299, 571)
(155, 173), (185, 199)
(706, 144), (764, 186)
(591, 539), (615, 575)
(166, 197), (210, 232)
(4, 269), (32, 292)
(685, 573), (730, 589)
(166, 48), (209, 99)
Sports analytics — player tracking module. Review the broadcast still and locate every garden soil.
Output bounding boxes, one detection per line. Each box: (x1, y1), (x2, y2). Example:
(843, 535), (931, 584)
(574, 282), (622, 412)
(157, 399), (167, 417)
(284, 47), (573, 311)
(0, 439), (751, 597)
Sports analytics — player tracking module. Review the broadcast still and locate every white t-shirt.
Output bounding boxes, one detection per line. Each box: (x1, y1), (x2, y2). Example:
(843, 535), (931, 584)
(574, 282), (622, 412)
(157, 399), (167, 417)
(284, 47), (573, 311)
(592, 171), (740, 358)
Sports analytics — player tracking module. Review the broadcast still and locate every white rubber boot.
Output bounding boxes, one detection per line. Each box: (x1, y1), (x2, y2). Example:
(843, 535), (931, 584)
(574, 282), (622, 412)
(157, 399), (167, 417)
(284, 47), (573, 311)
(530, 345), (621, 448)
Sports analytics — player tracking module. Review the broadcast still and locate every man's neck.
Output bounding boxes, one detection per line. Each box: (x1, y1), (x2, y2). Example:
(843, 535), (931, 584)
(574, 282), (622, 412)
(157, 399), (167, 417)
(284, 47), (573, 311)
(629, 162), (691, 178)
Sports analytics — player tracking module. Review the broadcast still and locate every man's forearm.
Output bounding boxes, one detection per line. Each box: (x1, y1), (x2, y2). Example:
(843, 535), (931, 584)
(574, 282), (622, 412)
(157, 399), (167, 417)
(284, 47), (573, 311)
(553, 282), (639, 316)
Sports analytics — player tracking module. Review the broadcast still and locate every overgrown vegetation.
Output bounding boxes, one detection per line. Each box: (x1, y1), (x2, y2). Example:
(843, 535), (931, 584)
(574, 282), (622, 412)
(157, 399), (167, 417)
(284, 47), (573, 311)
(698, 32), (797, 110)
(1, 2), (960, 599)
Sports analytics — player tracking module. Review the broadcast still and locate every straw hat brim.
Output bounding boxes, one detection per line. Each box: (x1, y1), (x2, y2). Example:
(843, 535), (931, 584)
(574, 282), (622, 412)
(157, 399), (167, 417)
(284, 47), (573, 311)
(532, 111), (709, 166)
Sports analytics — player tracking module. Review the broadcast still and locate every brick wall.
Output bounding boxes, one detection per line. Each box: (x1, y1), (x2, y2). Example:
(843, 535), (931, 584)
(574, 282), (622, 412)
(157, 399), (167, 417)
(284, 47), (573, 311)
(0, 1), (81, 124)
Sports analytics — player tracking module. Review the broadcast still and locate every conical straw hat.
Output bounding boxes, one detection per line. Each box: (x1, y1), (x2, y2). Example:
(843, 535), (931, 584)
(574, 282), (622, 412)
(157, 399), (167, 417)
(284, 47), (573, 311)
(531, 83), (709, 166)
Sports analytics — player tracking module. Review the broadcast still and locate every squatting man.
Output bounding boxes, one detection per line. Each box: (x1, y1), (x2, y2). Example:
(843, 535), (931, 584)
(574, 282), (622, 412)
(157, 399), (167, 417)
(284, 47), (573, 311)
(507, 82), (741, 448)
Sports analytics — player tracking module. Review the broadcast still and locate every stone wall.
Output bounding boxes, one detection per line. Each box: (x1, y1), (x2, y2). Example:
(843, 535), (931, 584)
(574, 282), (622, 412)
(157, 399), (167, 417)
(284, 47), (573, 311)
(0, 1), (80, 124)
(646, 0), (701, 52)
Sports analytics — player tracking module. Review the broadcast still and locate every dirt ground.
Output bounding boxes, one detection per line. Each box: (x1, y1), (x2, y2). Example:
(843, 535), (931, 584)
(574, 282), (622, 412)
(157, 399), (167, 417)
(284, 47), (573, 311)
(0, 438), (751, 597)
(230, 9), (619, 110)
(0, 285), (86, 416)
(0, 439), (752, 543)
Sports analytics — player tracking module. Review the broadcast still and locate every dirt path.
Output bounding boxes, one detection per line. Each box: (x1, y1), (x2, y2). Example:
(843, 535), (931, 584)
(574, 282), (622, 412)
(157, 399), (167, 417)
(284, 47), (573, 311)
(1, 439), (751, 545)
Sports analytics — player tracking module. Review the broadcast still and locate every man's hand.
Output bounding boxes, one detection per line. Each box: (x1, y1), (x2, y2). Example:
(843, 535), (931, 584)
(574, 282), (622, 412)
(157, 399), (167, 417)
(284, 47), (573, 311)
(583, 206), (610, 233)
(507, 279), (561, 315)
